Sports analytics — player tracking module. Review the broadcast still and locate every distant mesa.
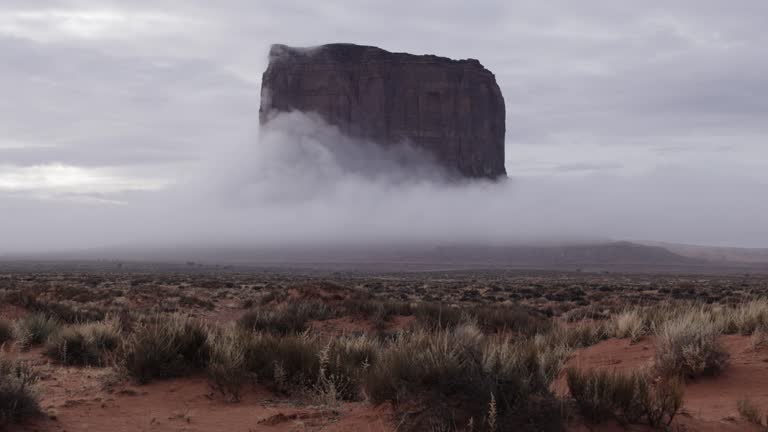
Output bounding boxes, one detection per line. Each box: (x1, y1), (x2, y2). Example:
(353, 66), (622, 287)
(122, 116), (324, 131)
(259, 43), (507, 180)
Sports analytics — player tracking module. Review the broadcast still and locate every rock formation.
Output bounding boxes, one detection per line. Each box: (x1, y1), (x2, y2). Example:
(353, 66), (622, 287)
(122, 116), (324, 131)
(259, 43), (507, 180)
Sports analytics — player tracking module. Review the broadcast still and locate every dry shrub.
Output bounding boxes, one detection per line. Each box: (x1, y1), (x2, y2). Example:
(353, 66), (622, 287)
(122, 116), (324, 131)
(15, 313), (60, 349)
(635, 374), (684, 428)
(122, 314), (209, 383)
(412, 303), (544, 335)
(0, 355), (41, 427)
(207, 329), (375, 401)
(655, 312), (729, 378)
(0, 320), (13, 346)
(238, 302), (332, 335)
(44, 320), (120, 366)
(412, 303), (466, 329)
(566, 368), (683, 427)
(737, 398), (764, 426)
(566, 368), (638, 423)
(472, 305), (543, 334)
(752, 326), (768, 351)
(243, 332), (319, 392)
(314, 335), (379, 402)
(366, 323), (562, 431)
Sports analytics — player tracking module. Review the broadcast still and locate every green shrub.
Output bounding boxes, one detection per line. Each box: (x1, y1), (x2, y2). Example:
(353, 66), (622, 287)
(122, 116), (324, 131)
(122, 314), (209, 383)
(15, 313), (60, 349)
(655, 312), (729, 378)
(44, 320), (120, 366)
(0, 355), (41, 427)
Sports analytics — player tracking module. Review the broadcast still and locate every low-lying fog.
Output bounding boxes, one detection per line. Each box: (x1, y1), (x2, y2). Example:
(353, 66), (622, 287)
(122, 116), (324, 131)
(2, 111), (767, 257)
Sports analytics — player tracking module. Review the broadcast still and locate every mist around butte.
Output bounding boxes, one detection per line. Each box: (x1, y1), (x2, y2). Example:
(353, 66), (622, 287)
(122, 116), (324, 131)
(1, 1), (767, 263)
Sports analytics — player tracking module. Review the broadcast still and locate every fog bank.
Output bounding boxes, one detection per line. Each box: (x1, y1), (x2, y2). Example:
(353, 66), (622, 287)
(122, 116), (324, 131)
(2, 111), (767, 256)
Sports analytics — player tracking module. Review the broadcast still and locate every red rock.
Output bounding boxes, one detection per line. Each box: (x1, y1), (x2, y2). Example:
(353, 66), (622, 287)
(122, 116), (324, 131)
(259, 43), (507, 180)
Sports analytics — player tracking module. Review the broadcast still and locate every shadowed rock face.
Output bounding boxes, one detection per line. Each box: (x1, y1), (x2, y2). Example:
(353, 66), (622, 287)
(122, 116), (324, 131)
(259, 43), (507, 180)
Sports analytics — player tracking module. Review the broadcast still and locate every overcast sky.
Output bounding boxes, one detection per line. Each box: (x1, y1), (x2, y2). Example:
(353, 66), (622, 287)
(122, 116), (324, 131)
(1, 1), (767, 251)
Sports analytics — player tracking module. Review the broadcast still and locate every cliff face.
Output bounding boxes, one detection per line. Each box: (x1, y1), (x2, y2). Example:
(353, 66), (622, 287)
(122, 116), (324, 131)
(259, 43), (507, 180)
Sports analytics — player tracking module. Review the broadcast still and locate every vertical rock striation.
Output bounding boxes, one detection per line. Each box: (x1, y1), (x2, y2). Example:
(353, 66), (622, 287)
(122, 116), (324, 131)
(259, 43), (507, 180)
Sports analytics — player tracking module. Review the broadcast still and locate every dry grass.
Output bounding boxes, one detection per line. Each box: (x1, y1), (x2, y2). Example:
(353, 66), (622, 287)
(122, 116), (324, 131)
(14, 313), (60, 349)
(206, 325), (254, 402)
(611, 310), (645, 343)
(722, 299), (768, 335)
(238, 302), (332, 335)
(366, 323), (562, 431)
(44, 319), (121, 366)
(566, 368), (683, 427)
(0, 319), (13, 346)
(9, 271), (768, 431)
(122, 314), (209, 383)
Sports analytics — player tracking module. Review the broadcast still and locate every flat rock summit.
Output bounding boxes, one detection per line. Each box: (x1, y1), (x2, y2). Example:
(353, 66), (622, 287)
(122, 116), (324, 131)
(259, 43), (507, 180)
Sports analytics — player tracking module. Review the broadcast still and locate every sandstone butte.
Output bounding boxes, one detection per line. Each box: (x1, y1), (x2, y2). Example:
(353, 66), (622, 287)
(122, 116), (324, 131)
(259, 43), (507, 180)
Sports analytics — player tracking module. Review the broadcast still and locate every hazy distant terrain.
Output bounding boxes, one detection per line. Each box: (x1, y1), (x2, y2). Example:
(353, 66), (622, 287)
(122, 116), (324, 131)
(4, 240), (768, 274)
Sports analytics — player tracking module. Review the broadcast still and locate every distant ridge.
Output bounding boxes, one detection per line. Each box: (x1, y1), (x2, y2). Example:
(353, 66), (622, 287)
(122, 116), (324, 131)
(642, 241), (768, 264)
(431, 241), (704, 268)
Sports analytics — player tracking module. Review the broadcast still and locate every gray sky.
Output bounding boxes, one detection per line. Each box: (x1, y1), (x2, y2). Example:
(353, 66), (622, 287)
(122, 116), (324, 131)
(1, 1), (767, 251)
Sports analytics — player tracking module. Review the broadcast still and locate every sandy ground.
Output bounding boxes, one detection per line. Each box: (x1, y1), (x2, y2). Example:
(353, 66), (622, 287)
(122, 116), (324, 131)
(558, 335), (768, 431)
(9, 365), (394, 432)
(11, 334), (768, 432)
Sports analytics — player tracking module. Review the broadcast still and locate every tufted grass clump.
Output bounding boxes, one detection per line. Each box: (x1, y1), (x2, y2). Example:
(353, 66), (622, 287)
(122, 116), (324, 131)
(44, 319), (120, 366)
(206, 326), (377, 402)
(365, 323), (562, 431)
(611, 310), (645, 343)
(722, 299), (768, 335)
(15, 313), (60, 349)
(207, 325), (255, 402)
(567, 368), (683, 427)
(238, 302), (332, 335)
(0, 354), (41, 427)
(122, 314), (209, 383)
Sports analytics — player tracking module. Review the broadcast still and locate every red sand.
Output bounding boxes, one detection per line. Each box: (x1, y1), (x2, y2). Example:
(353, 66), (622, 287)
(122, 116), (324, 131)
(559, 335), (768, 431)
(10, 368), (395, 432)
